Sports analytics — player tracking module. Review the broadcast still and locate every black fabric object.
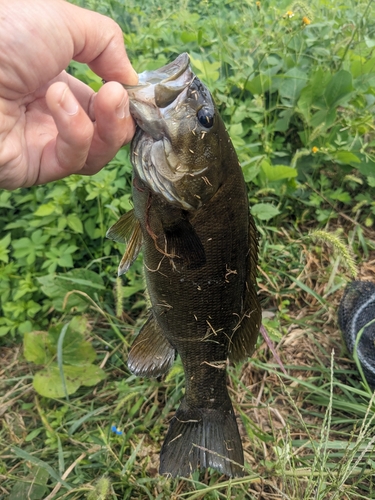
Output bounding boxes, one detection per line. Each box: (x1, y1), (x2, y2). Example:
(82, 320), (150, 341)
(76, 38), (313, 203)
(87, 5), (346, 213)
(338, 280), (375, 388)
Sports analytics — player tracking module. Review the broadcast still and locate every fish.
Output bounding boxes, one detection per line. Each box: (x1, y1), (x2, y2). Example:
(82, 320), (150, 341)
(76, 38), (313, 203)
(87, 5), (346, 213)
(107, 53), (261, 477)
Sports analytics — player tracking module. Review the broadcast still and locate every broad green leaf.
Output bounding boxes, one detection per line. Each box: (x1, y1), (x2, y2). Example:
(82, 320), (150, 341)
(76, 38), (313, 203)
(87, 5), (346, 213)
(261, 160), (297, 181)
(251, 203), (280, 221)
(65, 364), (106, 387)
(57, 254), (73, 268)
(274, 67), (308, 103)
(69, 315), (89, 334)
(245, 74), (271, 95)
(350, 56), (369, 78)
(0, 190), (13, 209)
(334, 151), (360, 166)
(47, 318), (95, 366)
(180, 31), (196, 43)
(228, 123), (243, 137)
(26, 300), (42, 317)
(297, 87), (313, 120)
(33, 365), (80, 398)
(12, 237), (35, 261)
(67, 214), (84, 234)
(18, 320), (33, 335)
(242, 163), (261, 183)
(355, 153), (375, 177)
(34, 202), (56, 217)
(31, 229), (49, 245)
(309, 67), (331, 99)
(189, 55), (221, 82)
(0, 326), (10, 337)
(329, 189), (351, 203)
(0, 232), (11, 263)
(84, 217), (96, 236)
(365, 35), (375, 48)
(274, 109), (294, 132)
(310, 107), (336, 129)
(324, 70), (353, 108)
(63, 339), (96, 366)
(0, 232), (11, 248)
(23, 331), (52, 365)
(33, 364), (106, 398)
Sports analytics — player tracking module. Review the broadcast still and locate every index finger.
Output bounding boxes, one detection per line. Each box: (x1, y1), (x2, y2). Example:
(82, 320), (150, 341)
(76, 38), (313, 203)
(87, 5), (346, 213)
(61, 1), (138, 85)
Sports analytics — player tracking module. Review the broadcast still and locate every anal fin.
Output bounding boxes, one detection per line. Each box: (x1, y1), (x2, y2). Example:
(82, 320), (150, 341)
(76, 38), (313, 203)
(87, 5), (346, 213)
(128, 314), (175, 378)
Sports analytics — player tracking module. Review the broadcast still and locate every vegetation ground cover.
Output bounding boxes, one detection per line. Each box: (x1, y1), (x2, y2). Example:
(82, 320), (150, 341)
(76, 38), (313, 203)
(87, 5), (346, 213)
(1, 0), (375, 498)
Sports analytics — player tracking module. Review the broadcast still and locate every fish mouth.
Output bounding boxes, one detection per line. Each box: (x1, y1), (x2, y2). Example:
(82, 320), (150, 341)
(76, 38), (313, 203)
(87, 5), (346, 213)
(123, 53), (195, 116)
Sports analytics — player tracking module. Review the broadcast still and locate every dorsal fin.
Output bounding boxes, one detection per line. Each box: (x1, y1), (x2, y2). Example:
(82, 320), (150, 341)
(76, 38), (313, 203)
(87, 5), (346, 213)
(228, 282), (261, 362)
(228, 214), (261, 362)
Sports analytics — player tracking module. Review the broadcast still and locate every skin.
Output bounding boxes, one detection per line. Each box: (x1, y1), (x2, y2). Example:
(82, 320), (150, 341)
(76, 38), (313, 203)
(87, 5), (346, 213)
(0, 0), (138, 190)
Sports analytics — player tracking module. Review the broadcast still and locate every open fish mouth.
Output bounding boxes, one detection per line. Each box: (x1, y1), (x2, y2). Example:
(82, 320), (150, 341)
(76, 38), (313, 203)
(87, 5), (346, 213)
(121, 53), (205, 210)
(122, 53), (218, 211)
(123, 53), (195, 117)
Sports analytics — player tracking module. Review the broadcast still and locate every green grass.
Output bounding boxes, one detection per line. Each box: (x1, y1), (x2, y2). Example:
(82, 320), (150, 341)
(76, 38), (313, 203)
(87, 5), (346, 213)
(1, 0), (375, 498)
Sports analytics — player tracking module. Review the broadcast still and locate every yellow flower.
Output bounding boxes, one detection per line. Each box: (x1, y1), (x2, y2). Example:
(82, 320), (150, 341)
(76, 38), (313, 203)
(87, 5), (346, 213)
(302, 16), (311, 25)
(312, 146), (319, 154)
(256, 1), (261, 10)
(284, 10), (294, 18)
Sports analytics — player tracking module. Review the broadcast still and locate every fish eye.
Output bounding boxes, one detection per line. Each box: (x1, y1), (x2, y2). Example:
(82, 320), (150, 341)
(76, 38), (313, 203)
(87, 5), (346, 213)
(197, 108), (214, 128)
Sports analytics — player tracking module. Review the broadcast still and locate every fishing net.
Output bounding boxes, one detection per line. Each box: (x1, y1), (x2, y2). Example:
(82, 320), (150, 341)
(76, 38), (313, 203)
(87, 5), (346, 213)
(338, 280), (375, 388)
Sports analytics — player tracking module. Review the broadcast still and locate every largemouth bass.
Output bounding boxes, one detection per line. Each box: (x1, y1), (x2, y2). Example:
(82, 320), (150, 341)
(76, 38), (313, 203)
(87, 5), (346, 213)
(107, 53), (261, 477)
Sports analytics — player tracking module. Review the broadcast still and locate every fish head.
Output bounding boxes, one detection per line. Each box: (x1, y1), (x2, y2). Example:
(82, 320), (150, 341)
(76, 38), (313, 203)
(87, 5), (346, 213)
(125, 53), (229, 210)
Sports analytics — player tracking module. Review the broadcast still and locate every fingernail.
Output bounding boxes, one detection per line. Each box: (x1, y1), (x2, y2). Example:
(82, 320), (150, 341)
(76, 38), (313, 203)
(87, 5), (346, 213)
(129, 67), (139, 85)
(60, 87), (79, 115)
(116, 94), (130, 120)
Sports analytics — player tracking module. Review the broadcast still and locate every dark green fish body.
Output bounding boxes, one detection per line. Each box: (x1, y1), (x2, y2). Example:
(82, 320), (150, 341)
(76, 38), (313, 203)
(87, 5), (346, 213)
(107, 54), (261, 477)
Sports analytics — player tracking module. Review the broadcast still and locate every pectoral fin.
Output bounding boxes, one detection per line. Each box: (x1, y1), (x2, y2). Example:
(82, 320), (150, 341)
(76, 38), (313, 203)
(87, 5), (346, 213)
(106, 210), (143, 276)
(128, 314), (175, 378)
(164, 219), (206, 269)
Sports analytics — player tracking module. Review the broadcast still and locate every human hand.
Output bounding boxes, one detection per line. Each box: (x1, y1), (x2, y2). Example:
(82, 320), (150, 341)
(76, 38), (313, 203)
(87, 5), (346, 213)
(0, 0), (138, 190)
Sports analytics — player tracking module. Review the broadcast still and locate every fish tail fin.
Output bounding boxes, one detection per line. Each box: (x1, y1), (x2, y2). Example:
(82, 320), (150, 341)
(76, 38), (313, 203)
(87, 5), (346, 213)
(159, 399), (244, 477)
